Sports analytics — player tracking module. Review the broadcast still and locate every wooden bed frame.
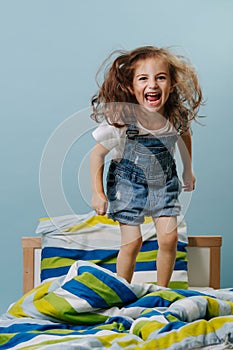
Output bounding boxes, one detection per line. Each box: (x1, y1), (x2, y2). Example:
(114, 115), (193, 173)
(22, 236), (222, 295)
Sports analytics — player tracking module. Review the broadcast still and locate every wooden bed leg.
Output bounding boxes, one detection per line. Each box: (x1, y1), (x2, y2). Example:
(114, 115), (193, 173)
(210, 246), (221, 289)
(22, 237), (41, 294)
(23, 247), (35, 294)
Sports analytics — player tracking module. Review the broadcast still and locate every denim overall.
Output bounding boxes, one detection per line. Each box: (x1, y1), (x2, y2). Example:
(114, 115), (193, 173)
(106, 123), (182, 225)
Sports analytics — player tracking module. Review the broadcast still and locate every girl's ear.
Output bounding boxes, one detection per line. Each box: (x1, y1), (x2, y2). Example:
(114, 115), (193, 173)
(169, 85), (174, 93)
(128, 85), (134, 95)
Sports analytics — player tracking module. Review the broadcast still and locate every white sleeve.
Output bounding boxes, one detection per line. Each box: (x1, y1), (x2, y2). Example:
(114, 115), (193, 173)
(92, 121), (120, 151)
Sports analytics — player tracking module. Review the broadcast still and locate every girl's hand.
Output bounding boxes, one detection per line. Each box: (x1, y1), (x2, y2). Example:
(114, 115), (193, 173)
(91, 192), (108, 216)
(182, 171), (196, 192)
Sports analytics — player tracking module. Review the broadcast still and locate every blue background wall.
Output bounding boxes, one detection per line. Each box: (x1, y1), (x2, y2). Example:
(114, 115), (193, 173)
(1, 0), (232, 314)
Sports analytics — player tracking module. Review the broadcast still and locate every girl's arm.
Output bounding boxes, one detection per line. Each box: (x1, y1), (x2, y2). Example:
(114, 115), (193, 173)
(177, 129), (196, 191)
(90, 142), (109, 215)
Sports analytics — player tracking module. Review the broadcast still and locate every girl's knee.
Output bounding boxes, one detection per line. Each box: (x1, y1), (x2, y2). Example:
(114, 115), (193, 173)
(121, 237), (142, 255)
(159, 233), (178, 251)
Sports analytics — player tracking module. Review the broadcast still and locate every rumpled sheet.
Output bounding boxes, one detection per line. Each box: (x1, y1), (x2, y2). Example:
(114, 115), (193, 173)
(1, 260), (233, 350)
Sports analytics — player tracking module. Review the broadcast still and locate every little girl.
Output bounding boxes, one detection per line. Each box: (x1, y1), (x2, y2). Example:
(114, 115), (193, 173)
(90, 46), (203, 286)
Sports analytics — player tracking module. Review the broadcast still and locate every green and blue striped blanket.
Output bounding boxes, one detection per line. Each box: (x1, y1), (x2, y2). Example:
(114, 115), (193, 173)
(1, 260), (233, 349)
(37, 212), (189, 289)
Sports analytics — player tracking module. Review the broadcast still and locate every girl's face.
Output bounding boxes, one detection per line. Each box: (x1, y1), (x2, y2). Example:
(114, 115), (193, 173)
(132, 56), (173, 115)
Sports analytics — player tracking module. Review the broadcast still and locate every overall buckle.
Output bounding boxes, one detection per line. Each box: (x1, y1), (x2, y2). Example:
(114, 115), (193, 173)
(126, 125), (139, 139)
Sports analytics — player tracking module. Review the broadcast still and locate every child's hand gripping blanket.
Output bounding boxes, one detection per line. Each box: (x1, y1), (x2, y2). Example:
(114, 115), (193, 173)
(1, 261), (233, 349)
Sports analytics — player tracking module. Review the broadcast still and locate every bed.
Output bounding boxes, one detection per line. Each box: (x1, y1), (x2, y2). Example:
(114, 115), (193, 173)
(21, 235), (222, 295)
(2, 212), (233, 350)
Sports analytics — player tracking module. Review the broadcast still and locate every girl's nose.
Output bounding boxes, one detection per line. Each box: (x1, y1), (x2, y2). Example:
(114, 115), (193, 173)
(148, 78), (158, 88)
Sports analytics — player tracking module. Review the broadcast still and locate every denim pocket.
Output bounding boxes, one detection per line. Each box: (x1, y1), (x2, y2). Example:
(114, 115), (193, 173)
(107, 173), (134, 213)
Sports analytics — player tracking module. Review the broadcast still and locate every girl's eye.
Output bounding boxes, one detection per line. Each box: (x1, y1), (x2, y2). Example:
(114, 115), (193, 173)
(138, 76), (147, 81)
(157, 75), (166, 81)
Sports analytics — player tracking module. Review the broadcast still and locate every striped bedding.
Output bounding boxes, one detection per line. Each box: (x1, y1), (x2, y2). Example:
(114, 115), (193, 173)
(37, 211), (189, 289)
(1, 260), (233, 349)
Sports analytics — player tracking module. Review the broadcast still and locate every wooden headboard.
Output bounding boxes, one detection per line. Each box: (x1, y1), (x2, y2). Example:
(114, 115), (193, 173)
(22, 236), (222, 294)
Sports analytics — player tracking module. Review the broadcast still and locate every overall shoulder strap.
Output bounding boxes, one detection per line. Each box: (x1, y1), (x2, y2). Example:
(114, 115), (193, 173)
(126, 120), (139, 139)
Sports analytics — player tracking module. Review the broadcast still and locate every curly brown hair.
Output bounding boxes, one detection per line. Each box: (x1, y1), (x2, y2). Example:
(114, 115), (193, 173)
(91, 46), (204, 133)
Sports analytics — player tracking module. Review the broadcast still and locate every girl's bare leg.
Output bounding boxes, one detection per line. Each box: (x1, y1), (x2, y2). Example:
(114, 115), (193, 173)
(117, 223), (142, 283)
(153, 216), (178, 287)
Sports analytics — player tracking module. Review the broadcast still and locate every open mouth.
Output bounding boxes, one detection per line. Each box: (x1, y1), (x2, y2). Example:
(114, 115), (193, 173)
(145, 92), (161, 105)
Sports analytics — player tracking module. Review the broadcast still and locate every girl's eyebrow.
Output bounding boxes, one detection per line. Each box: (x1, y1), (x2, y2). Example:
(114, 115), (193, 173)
(135, 72), (168, 77)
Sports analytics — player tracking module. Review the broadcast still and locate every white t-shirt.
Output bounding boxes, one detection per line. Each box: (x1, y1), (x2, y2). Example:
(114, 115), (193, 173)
(92, 119), (177, 159)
